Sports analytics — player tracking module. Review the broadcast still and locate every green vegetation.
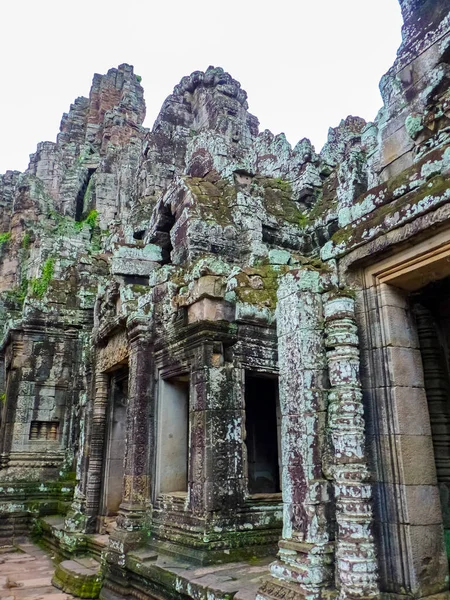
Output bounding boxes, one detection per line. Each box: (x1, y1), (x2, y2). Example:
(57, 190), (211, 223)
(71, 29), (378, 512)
(0, 393), (5, 404)
(272, 177), (292, 193)
(0, 232), (11, 245)
(31, 258), (55, 298)
(22, 232), (31, 249)
(75, 209), (98, 231)
(298, 213), (309, 228)
(136, 74), (142, 83)
(85, 209), (98, 228)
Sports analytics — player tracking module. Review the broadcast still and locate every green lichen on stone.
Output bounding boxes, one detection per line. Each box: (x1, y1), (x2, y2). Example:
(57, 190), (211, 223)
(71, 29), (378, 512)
(186, 177), (236, 225)
(52, 559), (103, 599)
(31, 258), (55, 298)
(233, 264), (288, 309)
(405, 114), (424, 140)
(331, 173), (450, 251)
(306, 192), (338, 225)
(258, 177), (304, 225)
(272, 177), (291, 193)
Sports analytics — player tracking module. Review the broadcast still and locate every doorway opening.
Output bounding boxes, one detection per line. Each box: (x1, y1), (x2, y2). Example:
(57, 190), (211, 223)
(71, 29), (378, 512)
(101, 367), (128, 517)
(156, 375), (189, 495)
(245, 372), (281, 494)
(413, 277), (450, 553)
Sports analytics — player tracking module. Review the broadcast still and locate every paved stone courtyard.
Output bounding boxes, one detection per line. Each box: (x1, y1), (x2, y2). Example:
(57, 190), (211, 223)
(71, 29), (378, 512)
(0, 543), (73, 599)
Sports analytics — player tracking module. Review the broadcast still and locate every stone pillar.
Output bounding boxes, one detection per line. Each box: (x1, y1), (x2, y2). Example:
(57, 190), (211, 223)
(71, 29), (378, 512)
(258, 269), (334, 600)
(189, 341), (246, 515)
(323, 294), (378, 600)
(85, 370), (109, 530)
(110, 317), (153, 554)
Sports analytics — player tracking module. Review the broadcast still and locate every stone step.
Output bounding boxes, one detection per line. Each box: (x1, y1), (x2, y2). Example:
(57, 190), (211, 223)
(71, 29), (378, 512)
(52, 558), (102, 599)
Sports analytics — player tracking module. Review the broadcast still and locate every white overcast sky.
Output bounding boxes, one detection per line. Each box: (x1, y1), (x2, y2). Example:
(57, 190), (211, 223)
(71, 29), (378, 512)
(0, 0), (403, 174)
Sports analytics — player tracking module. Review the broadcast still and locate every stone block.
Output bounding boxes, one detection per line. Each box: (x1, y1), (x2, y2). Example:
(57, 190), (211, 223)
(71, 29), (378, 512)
(368, 433), (437, 485)
(191, 275), (225, 301)
(385, 347), (425, 388)
(387, 386), (431, 436)
(188, 298), (235, 323)
(380, 304), (419, 349)
(373, 482), (443, 525)
(378, 283), (408, 309)
(277, 291), (323, 333)
(380, 125), (414, 172)
(281, 412), (326, 470)
(279, 329), (326, 371)
(408, 524), (449, 597)
(111, 257), (158, 276)
(356, 308), (383, 350)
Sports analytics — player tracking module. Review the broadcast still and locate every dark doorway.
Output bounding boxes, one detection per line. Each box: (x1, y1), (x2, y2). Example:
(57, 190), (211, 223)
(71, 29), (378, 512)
(413, 277), (450, 555)
(101, 368), (128, 516)
(245, 372), (280, 494)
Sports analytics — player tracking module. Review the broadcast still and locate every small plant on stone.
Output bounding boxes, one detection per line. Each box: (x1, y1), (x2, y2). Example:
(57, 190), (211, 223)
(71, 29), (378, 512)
(22, 232), (31, 249)
(75, 209), (99, 231)
(31, 258), (55, 298)
(0, 232), (11, 245)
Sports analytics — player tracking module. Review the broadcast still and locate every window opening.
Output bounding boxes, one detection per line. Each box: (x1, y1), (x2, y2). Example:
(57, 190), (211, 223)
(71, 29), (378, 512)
(156, 375), (189, 494)
(30, 421), (59, 441)
(245, 372), (280, 494)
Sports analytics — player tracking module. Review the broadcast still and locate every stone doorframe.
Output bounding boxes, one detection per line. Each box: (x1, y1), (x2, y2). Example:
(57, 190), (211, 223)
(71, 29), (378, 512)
(355, 230), (450, 598)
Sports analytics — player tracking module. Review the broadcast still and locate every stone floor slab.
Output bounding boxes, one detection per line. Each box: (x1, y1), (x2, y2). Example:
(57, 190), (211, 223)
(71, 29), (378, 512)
(0, 541), (74, 599)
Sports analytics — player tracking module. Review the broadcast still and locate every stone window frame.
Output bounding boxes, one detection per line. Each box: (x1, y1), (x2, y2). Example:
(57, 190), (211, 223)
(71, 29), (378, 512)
(153, 364), (191, 506)
(356, 230), (450, 598)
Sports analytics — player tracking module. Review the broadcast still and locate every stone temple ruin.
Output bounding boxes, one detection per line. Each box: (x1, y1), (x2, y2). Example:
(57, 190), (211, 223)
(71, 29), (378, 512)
(1, 1), (450, 598)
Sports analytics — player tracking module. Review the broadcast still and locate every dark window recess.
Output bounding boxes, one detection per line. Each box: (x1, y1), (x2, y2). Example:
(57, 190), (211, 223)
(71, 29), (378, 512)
(30, 421), (59, 441)
(262, 225), (278, 245)
(245, 373), (280, 494)
(123, 275), (149, 286)
(133, 230), (146, 240)
(148, 203), (176, 264)
(75, 168), (96, 221)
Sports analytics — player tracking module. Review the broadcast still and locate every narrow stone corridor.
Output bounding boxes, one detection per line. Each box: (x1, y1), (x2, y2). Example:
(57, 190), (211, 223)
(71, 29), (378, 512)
(0, 542), (73, 599)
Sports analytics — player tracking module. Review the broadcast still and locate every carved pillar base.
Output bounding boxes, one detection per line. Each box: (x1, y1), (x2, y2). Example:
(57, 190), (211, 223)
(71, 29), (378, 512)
(64, 489), (89, 533)
(258, 541), (336, 600)
(106, 504), (150, 566)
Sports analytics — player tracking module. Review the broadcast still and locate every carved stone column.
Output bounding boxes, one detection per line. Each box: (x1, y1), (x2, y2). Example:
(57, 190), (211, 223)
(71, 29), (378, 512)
(109, 317), (153, 556)
(324, 294), (378, 600)
(258, 269), (334, 600)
